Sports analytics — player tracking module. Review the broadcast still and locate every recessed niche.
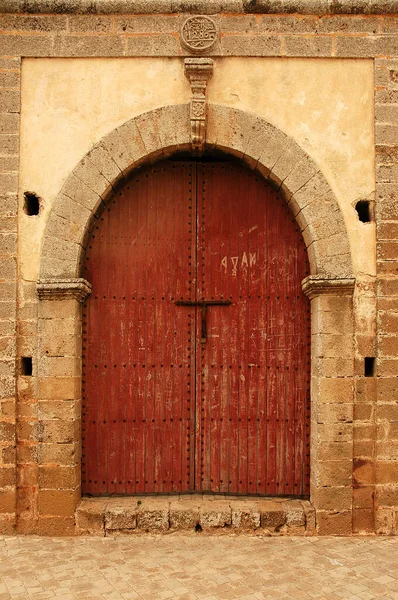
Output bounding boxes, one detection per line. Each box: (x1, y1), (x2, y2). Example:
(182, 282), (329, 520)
(355, 200), (372, 223)
(21, 356), (33, 376)
(364, 357), (375, 378)
(23, 191), (41, 216)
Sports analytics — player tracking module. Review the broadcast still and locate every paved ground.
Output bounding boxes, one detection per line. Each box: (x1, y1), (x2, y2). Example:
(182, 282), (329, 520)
(0, 534), (398, 600)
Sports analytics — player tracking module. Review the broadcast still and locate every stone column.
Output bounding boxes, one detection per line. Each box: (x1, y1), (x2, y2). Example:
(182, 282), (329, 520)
(303, 276), (355, 535)
(32, 278), (91, 535)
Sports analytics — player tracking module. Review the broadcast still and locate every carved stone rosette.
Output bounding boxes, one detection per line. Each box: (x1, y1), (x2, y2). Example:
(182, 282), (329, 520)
(37, 278), (92, 302)
(184, 58), (214, 153)
(180, 16), (218, 54)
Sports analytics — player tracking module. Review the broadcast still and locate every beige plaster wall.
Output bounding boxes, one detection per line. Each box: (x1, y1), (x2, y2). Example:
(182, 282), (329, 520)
(19, 57), (375, 282)
(209, 58), (375, 278)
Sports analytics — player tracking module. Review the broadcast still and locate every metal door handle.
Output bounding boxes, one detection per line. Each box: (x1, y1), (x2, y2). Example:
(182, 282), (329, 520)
(175, 299), (232, 342)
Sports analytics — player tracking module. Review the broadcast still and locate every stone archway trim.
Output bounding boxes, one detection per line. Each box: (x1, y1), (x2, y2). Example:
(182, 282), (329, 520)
(38, 102), (354, 286)
(37, 278), (92, 302)
(34, 102), (357, 535)
(302, 275), (356, 300)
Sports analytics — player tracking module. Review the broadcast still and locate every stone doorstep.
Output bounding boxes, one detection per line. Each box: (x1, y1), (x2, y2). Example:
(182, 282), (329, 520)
(75, 495), (316, 536)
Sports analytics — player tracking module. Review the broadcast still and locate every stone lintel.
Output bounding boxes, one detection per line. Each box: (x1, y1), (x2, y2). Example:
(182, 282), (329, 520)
(37, 278), (92, 303)
(3, 0), (398, 15)
(302, 275), (356, 300)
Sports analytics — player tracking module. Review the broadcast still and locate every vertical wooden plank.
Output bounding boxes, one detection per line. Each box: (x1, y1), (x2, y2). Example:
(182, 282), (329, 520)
(245, 169), (258, 496)
(283, 203), (296, 496)
(207, 163), (220, 492)
(266, 185), (277, 495)
(225, 163), (240, 494)
(102, 207), (112, 494)
(135, 172), (147, 494)
(186, 162), (197, 493)
(145, 166), (156, 493)
(129, 178), (140, 494)
(153, 165), (162, 493)
(236, 165), (248, 495)
(113, 187), (127, 494)
(196, 163), (208, 491)
(253, 174), (267, 495)
(125, 183), (136, 494)
(218, 164), (232, 494)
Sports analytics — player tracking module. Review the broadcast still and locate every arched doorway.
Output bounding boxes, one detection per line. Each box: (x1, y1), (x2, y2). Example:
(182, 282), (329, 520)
(81, 156), (310, 497)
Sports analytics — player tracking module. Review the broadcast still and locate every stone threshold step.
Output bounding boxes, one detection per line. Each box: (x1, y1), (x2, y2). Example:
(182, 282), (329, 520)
(76, 495), (315, 536)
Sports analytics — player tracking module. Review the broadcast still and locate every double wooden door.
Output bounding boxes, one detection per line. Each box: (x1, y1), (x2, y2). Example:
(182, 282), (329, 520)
(82, 159), (310, 497)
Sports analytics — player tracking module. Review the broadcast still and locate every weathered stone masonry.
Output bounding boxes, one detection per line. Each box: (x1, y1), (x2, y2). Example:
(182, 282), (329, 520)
(0, 0), (397, 535)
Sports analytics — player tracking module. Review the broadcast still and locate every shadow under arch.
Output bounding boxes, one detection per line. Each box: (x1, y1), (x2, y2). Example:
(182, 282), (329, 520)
(38, 103), (353, 284)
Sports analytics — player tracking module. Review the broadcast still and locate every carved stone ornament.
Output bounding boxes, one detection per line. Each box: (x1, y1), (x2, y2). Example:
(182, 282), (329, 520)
(181, 16), (218, 54)
(184, 58), (214, 153)
(37, 278), (92, 302)
(301, 275), (356, 300)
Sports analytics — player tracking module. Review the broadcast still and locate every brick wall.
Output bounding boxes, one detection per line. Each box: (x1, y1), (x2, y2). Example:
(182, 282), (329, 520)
(0, 5), (397, 535)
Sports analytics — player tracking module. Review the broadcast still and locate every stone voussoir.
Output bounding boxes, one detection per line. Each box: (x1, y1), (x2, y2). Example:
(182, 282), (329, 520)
(86, 143), (123, 187)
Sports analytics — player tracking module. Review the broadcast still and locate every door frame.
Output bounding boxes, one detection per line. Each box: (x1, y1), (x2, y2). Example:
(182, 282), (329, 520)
(33, 104), (356, 534)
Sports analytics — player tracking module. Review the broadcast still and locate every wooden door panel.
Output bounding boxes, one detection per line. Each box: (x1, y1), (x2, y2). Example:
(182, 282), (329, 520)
(196, 162), (310, 496)
(82, 162), (196, 494)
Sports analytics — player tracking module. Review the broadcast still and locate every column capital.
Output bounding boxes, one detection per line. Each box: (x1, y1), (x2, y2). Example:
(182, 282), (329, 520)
(302, 275), (356, 300)
(37, 278), (92, 302)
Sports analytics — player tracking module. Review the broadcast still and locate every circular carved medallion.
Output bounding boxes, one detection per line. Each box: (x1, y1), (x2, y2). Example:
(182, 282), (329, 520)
(181, 16), (218, 53)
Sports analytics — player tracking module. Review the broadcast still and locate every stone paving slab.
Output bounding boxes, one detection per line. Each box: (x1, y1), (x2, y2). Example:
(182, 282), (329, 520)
(1, 535), (398, 599)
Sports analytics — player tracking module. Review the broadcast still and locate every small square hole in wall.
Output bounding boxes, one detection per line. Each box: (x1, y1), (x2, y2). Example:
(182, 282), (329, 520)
(23, 192), (41, 216)
(364, 357), (375, 377)
(21, 357), (33, 376)
(355, 200), (372, 223)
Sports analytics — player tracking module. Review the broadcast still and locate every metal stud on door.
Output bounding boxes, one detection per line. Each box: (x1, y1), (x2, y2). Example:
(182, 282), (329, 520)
(82, 159), (310, 497)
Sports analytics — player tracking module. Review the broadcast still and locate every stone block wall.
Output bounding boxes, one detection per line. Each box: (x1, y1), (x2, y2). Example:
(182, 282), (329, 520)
(309, 293), (355, 536)
(0, 0), (397, 535)
(0, 55), (19, 535)
(375, 55), (398, 534)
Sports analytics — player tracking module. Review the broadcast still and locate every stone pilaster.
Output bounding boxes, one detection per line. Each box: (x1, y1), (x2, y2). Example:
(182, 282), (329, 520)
(303, 276), (355, 535)
(21, 278), (92, 534)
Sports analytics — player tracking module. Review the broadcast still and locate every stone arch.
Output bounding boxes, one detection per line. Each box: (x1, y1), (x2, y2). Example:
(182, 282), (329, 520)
(38, 103), (353, 283)
(35, 103), (357, 534)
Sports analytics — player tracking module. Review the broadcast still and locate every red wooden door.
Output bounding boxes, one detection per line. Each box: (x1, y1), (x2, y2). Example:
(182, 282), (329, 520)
(82, 159), (310, 497)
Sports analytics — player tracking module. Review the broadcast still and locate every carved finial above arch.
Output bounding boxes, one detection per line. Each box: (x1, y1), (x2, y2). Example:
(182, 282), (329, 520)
(184, 58), (214, 153)
(37, 103), (354, 295)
